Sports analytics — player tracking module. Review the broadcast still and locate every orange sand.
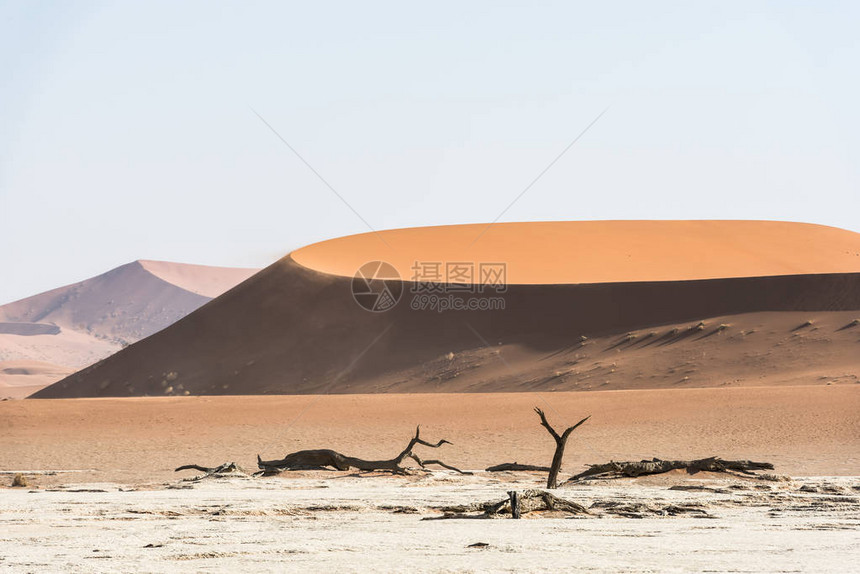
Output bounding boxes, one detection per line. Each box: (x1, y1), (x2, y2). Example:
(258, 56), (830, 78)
(4, 386), (858, 485)
(292, 221), (860, 283)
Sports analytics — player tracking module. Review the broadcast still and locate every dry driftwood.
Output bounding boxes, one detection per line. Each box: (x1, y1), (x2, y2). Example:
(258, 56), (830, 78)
(257, 426), (472, 475)
(430, 489), (591, 519)
(485, 462), (551, 472)
(174, 462), (247, 480)
(534, 407), (591, 488)
(590, 500), (711, 518)
(567, 457), (774, 482)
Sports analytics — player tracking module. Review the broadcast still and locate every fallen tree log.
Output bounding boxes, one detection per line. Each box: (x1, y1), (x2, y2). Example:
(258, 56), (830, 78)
(430, 489), (591, 519)
(485, 462), (552, 472)
(256, 449), (351, 472)
(257, 426), (472, 475)
(567, 457), (774, 482)
(590, 500), (711, 518)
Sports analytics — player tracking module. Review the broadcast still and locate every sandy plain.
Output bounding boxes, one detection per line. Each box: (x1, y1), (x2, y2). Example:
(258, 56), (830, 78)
(4, 386), (859, 486)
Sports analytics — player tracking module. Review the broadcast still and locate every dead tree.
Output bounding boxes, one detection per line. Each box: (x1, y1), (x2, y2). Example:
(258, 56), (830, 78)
(508, 491), (521, 519)
(431, 489), (591, 519)
(485, 462), (551, 472)
(174, 462), (247, 480)
(257, 426), (471, 475)
(567, 456), (774, 482)
(534, 407), (590, 488)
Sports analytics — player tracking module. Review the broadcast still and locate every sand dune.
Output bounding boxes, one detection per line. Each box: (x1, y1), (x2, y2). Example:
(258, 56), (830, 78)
(0, 360), (74, 400)
(0, 328), (118, 369)
(34, 221), (860, 398)
(0, 260), (257, 341)
(293, 220), (860, 283)
(0, 260), (257, 398)
(138, 259), (259, 298)
(0, 322), (61, 336)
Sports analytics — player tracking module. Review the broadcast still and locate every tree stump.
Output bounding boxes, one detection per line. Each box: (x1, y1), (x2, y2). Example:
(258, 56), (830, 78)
(508, 491), (521, 519)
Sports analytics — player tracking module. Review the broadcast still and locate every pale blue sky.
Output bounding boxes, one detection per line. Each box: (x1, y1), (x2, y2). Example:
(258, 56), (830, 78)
(2, 1), (858, 304)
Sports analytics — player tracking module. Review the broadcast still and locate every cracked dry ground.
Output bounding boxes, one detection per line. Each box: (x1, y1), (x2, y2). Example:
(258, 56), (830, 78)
(1, 471), (858, 573)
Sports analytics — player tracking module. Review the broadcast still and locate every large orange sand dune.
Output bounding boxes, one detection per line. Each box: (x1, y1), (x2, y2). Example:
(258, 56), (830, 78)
(34, 221), (860, 398)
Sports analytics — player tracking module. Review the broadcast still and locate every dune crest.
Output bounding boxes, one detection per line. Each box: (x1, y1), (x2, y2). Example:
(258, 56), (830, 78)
(138, 259), (257, 298)
(292, 221), (860, 284)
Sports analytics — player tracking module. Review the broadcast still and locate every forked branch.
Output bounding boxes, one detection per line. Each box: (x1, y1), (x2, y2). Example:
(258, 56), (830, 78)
(534, 407), (591, 488)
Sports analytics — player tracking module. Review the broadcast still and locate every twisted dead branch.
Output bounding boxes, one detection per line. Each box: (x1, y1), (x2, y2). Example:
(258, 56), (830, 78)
(256, 426), (471, 475)
(174, 462), (247, 480)
(534, 407), (591, 488)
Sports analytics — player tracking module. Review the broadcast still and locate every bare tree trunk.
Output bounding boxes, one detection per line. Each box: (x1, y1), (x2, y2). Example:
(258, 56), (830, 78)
(534, 407), (590, 488)
(485, 463), (551, 472)
(174, 462), (245, 479)
(508, 491), (521, 519)
(256, 426), (471, 475)
(567, 456), (774, 482)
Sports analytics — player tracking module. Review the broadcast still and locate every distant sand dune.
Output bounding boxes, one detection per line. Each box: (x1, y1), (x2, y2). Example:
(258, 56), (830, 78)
(0, 360), (74, 400)
(0, 260), (257, 398)
(138, 259), (258, 298)
(0, 322), (60, 336)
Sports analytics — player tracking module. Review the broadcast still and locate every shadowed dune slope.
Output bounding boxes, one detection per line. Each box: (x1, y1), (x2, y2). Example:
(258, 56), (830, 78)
(34, 221), (860, 398)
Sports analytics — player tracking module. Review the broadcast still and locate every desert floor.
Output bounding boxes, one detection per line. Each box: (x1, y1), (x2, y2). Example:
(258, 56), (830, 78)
(3, 386), (859, 572)
(1, 472), (858, 572)
(3, 386), (859, 485)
